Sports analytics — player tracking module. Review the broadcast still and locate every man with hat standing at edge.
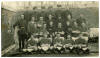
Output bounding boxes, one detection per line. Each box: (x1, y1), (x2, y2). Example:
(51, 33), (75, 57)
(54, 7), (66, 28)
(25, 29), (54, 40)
(16, 14), (27, 51)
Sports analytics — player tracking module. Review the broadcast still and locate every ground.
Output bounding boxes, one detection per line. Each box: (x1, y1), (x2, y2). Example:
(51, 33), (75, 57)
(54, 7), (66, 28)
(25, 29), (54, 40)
(4, 53), (99, 57)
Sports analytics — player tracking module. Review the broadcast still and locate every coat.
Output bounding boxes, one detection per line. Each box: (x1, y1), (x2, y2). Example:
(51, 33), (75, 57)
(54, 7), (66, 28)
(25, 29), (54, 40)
(27, 21), (37, 34)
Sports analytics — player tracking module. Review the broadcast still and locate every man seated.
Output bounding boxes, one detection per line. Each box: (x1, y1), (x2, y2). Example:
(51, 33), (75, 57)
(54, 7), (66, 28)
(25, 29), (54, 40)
(62, 34), (75, 53)
(71, 30), (81, 41)
(75, 33), (89, 54)
(53, 33), (64, 53)
(39, 34), (52, 53)
(63, 35), (73, 48)
(69, 30), (81, 53)
(23, 34), (38, 52)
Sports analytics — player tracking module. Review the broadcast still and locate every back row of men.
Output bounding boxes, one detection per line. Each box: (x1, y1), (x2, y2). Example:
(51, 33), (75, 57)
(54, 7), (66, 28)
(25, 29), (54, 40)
(28, 14), (88, 35)
(15, 13), (88, 36)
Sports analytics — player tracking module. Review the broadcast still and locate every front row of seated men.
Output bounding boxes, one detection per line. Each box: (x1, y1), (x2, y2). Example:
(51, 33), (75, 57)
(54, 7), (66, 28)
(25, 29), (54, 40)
(22, 30), (89, 54)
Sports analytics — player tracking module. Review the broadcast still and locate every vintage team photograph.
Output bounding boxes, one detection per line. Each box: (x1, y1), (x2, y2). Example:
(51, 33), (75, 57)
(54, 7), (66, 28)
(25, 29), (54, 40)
(1, 1), (99, 57)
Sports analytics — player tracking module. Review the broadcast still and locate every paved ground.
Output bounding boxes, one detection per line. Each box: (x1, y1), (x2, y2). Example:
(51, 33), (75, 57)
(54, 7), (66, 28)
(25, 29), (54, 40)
(3, 52), (99, 57)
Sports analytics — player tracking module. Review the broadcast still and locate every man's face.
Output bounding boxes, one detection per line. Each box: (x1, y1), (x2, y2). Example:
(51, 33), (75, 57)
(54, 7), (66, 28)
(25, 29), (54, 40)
(66, 21), (70, 26)
(49, 15), (52, 19)
(82, 23), (86, 27)
(67, 35), (71, 39)
(58, 23), (62, 28)
(32, 17), (35, 21)
(50, 21), (53, 26)
(67, 14), (71, 20)
(58, 16), (61, 19)
(21, 15), (24, 19)
(44, 24), (46, 28)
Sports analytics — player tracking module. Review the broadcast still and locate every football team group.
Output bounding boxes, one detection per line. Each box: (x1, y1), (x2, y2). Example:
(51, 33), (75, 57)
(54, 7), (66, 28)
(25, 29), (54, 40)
(13, 8), (89, 54)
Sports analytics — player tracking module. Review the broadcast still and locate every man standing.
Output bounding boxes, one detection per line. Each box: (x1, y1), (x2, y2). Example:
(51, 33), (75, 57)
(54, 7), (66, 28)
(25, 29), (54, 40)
(16, 14), (27, 51)
(72, 20), (80, 31)
(46, 14), (56, 32)
(28, 16), (37, 35)
(64, 14), (72, 39)
(57, 23), (64, 37)
(37, 17), (45, 35)
(41, 23), (49, 35)
(76, 14), (88, 32)
(47, 21), (55, 38)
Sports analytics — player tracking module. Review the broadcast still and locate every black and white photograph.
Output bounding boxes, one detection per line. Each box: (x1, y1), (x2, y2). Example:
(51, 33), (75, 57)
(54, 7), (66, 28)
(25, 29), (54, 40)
(1, 1), (99, 57)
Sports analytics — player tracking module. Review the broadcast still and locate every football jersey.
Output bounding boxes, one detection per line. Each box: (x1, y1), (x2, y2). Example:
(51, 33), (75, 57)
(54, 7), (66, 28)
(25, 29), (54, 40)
(40, 37), (52, 45)
(62, 39), (75, 45)
(53, 37), (64, 44)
